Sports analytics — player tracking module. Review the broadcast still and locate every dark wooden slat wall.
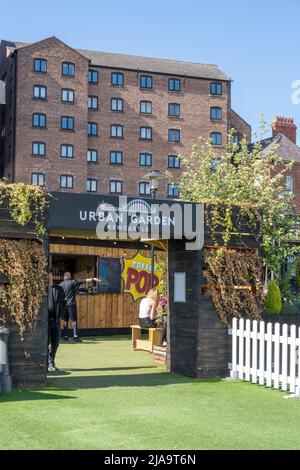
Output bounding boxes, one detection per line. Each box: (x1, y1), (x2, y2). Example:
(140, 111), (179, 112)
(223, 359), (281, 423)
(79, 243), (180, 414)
(168, 224), (261, 379)
(0, 209), (48, 389)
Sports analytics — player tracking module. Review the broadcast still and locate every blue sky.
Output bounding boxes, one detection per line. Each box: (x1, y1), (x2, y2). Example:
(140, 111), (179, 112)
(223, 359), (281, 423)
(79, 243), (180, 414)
(1, 0), (300, 141)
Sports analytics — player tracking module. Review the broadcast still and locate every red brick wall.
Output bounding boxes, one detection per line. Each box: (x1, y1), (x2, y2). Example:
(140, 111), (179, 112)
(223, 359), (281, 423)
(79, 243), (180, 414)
(2, 38), (231, 197)
(14, 37), (89, 192)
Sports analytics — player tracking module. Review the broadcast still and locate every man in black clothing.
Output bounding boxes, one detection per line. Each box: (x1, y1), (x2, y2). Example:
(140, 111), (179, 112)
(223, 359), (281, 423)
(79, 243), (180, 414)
(48, 271), (65, 371)
(60, 272), (99, 342)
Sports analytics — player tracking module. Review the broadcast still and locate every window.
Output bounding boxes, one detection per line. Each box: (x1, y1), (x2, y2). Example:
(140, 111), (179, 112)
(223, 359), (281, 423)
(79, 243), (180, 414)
(140, 75), (152, 89)
(233, 134), (239, 144)
(33, 85), (47, 100)
(111, 124), (123, 138)
(88, 69), (99, 84)
(111, 98), (123, 112)
(168, 103), (180, 117)
(139, 181), (151, 196)
(31, 172), (45, 187)
(87, 178), (97, 192)
(139, 153), (152, 167)
(285, 175), (294, 192)
(61, 116), (75, 131)
(210, 107), (222, 120)
(60, 144), (74, 158)
(110, 180), (122, 194)
(168, 155), (180, 168)
(140, 100), (152, 114)
(110, 151), (123, 164)
(87, 122), (98, 136)
(60, 174), (74, 189)
(88, 96), (99, 110)
(32, 113), (46, 128)
(32, 141), (45, 157)
(168, 78), (181, 92)
(210, 82), (222, 95)
(61, 88), (75, 103)
(140, 126), (152, 140)
(111, 72), (124, 87)
(211, 132), (222, 145)
(168, 129), (180, 142)
(34, 58), (47, 73)
(87, 149), (98, 163)
(62, 62), (75, 77)
(167, 184), (180, 197)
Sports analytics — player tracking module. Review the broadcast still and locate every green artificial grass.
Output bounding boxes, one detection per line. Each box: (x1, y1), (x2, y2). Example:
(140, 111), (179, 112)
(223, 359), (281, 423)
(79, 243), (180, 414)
(1, 336), (300, 450)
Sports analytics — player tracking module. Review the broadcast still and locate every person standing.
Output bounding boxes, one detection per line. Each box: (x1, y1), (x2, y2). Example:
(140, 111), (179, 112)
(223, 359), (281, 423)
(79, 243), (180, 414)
(48, 270), (65, 371)
(60, 272), (99, 342)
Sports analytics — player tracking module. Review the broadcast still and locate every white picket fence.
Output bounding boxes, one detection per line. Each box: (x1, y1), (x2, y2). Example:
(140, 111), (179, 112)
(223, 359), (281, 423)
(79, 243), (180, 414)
(229, 318), (300, 395)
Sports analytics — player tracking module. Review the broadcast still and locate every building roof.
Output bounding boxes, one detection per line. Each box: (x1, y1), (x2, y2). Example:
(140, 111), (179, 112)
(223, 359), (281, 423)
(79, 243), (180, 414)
(1, 38), (230, 81)
(256, 133), (300, 163)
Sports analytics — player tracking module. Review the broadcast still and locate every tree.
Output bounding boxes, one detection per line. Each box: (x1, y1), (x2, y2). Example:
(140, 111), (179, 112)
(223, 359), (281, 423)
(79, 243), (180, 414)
(168, 131), (298, 278)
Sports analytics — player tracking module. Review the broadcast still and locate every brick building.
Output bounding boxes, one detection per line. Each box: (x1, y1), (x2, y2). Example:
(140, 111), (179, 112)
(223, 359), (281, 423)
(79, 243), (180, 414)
(258, 116), (300, 212)
(0, 36), (251, 197)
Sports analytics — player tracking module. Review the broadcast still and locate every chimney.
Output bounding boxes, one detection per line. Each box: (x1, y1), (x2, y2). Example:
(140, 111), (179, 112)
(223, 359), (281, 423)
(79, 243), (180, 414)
(272, 116), (297, 144)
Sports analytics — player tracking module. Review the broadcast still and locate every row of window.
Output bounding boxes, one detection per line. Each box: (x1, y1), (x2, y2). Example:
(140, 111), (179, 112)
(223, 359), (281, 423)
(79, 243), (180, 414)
(31, 113), (188, 142)
(33, 59), (223, 95)
(32, 142), (181, 168)
(32, 112), (223, 144)
(32, 85), (222, 120)
(30, 172), (180, 196)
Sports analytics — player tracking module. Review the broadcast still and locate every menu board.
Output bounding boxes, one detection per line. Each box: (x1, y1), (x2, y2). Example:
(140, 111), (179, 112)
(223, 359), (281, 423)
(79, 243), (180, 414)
(98, 258), (121, 293)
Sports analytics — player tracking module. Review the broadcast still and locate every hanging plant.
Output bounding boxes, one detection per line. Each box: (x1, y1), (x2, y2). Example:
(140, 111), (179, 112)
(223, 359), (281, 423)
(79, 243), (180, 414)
(0, 239), (47, 338)
(203, 248), (263, 326)
(0, 180), (49, 238)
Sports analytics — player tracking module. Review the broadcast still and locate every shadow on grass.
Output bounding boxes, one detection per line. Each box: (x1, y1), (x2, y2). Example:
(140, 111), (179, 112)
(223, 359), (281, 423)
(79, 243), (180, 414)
(63, 366), (157, 373)
(0, 391), (75, 403)
(48, 372), (222, 390)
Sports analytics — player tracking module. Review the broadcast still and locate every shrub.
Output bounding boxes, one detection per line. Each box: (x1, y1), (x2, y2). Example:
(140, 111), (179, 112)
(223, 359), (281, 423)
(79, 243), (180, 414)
(295, 258), (300, 290)
(264, 280), (282, 314)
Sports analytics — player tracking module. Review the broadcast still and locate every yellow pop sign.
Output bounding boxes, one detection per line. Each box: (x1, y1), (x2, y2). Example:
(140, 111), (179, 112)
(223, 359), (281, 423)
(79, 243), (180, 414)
(121, 251), (164, 302)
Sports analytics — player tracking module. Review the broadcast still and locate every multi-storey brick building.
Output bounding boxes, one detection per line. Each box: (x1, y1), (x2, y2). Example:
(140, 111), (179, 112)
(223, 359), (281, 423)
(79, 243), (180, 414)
(0, 36), (250, 197)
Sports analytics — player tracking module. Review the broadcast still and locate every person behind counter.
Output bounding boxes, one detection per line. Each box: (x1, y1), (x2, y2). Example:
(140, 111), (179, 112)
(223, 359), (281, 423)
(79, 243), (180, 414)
(48, 270), (65, 371)
(138, 288), (159, 328)
(60, 272), (100, 342)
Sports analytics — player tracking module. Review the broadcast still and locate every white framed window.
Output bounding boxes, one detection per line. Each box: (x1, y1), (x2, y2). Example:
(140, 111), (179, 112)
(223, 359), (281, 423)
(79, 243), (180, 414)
(110, 180), (122, 194)
(87, 149), (98, 162)
(111, 98), (123, 112)
(31, 172), (45, 186)
(61, 88), (75, 103)
(285, 175), (294, 192)
(88, 96), (98, 110)
(33, 85), (47, 100)
(139, 181), (151, 195)
(32, 141), (45, 157)
(60, 175), (74, 189)
(60, 144), (74, 158)
(87, 178), (97, 192)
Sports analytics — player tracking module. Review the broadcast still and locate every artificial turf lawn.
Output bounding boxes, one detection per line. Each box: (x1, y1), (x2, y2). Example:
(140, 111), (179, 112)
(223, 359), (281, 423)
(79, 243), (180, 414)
(1, 336), (300, 450)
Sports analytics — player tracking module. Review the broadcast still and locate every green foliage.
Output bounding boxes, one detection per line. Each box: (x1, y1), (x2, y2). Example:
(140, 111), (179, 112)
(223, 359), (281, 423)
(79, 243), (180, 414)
(0, 180), (49, 238)
(264, 280), (282, 314)
(167, 130), (298, 276)
(279, 264), (295, 303)
(294, 257), (300, 289)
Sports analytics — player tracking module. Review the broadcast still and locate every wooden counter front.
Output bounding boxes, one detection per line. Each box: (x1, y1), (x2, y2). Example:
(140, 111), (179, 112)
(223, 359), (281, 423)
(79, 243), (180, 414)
(76, 293), (139, 329)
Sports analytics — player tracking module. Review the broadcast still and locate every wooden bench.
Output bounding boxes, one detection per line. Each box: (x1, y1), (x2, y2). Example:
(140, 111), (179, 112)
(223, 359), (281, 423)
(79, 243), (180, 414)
(131, 325), (163, 353)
